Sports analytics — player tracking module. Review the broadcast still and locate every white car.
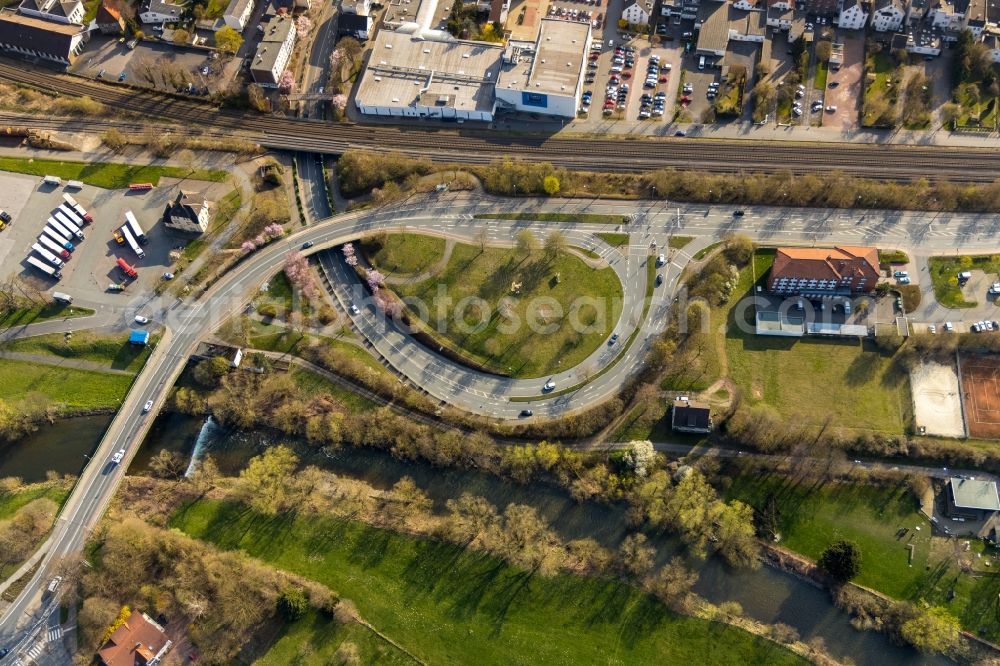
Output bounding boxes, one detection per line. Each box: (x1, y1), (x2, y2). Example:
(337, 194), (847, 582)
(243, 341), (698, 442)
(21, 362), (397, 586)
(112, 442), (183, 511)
(142, 399), (153, 413)
(656, 253), (666, 266)
(162, 272), (174, 280)
(928, 324), (937, 334)
(944, 321), (954, 331)
(825, 105), (838, 112)
(349, 304), (360, 315)
(111, 448), (125, 464)
(134, 315), (149, 324)
(989, 282), (1000, 294)
(543, 379), (556, 391)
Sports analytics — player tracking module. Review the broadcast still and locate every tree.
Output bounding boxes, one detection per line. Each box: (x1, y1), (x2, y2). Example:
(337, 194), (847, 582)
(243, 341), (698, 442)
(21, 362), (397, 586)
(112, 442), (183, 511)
(542, 175), (560, 196)
(618, 533), (656, 577)
(247, 84), (270, 113)
(900, 606), (961, 653)
(750, 81), (776, 123)
(445, 492), (498, 546)
(543, 230), (566, 258)
(648, 557), (698, 609)
(173, 28), (190, 44)
(723, 233), (755, 266)
(102, 127), (127, 152)
(278, 70), (295, 94)
(819, 540), (861, 583)
(815, 40), (832, 63)
(940, 102), (961, 126)
(515, 229), (538, 255)
(277, 586), (308, 621)
(215, 26), (243, 53)
(389, 476), (432, 522)
(713, 500), (759, 568)
(192, 355), (231, 387)
(148, 449), (186, 480)
(238, 445), (302, 515)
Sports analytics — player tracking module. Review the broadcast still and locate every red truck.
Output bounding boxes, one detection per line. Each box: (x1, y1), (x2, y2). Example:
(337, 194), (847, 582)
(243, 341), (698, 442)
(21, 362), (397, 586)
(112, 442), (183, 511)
(116, 257), (138, 279)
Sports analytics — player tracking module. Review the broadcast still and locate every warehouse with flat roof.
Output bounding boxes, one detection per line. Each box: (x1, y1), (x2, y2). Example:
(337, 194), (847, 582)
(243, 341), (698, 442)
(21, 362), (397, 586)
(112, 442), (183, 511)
(495, 18), (591, 118)
(354, 31), (503, 121)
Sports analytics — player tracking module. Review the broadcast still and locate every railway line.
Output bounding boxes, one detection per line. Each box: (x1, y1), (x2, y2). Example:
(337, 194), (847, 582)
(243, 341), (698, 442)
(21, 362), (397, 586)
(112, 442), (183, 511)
(3, 59), (1000, 181)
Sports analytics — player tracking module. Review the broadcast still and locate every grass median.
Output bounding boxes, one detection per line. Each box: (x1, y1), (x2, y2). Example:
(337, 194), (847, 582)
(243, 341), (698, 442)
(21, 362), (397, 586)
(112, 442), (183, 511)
(171, 498), (807, 666)
(475, 212), (630, 225)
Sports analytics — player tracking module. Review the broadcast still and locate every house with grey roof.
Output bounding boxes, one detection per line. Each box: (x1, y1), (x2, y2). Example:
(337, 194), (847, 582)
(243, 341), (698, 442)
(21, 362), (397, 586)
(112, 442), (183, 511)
(0, 8), (86, 63)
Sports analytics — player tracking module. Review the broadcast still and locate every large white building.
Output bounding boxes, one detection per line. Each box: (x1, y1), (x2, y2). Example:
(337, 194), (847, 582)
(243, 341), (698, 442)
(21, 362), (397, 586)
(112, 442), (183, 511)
(621, 0), (651, 24)
(838, 0), (869, 29)
(138, 0), (185, 24)
(218, 0), (254, 30)
(17, 0), (83, 25)
(871, 0), (905, 31)
(354, 16), (589, 121)
(495, 19), (591, 118)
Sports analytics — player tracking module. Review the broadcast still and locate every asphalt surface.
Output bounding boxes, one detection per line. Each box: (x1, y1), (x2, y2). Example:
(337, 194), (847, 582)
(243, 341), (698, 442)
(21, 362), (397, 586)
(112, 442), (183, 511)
(3, 193), (1000, 659)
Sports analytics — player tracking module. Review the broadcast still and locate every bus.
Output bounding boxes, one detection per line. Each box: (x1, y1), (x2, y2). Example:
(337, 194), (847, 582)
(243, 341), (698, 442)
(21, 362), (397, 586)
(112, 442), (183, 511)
(116, 257), (137, 279)
(53, 212), (84, 241)
(42, 225), (74, 251)
(58, 203), (85, 228)
(47, 217), (74, 243)
(27, 255), (60, 279)
(124, 211), (146, 244)
(32, 243), (64, 268)
(121, 225), (145, 259)
(38, 234), (70, 259)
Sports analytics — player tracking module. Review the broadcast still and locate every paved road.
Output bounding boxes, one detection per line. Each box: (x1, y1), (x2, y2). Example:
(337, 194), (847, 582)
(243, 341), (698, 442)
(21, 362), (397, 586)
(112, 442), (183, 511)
(3, 193), (1000, 658)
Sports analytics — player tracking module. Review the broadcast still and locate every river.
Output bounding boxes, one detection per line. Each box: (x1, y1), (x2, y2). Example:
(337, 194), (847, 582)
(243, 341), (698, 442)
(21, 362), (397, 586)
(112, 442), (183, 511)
(0, 414), (113, 483)
(133, 413), (951, 666)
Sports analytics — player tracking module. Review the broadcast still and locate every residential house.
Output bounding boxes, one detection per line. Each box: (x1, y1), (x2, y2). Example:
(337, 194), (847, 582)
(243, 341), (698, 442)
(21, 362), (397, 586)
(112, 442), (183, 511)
(0, 9), (86, 64)
(838, 0), (869, 29)
(671, 398), (713, 434)
(929, 0), (965, 32)
(17, 0), (84, 24)
(907, 0), (930, 22)
(162, 190), (211, 234)
(97, 609), (172, 666)
(217, 0), (254, 30)
(905, 25), (943, 53)
(946, 477), (1000, 520)
(766, 3), (794, 29)
(661, 0), (700, 21)
(695, 1), (729, 55)
(138, 0), (185, 24)
(622, 0), (651, 24)
(872, 0), (905, 30)
(340, 0), (370, 14)
(249, 13), (295, 87)
(767, 246), (880, 294)
(985, 31), (1000, 61)
(95, 1), (125, 33)
(730, 9), (767, 41)
(338, 11), (371, 39)
(965, 0), (998, 36)
(802, 0), (838, 16)
(732, 0), (760, 10)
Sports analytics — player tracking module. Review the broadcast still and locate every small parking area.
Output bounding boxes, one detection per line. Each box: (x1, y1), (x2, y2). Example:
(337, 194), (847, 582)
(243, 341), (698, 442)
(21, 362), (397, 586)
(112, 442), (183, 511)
(822, 33), (863, 131)
(1, 173), (232, 305)
(754, 292), (877, 327)
(678, 64), (719, 123)
(70, 36), (240, 95)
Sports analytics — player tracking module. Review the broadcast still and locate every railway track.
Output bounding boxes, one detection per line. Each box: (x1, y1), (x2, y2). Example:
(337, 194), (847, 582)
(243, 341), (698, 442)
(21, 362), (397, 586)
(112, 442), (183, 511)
(3, 59), (1000, 182)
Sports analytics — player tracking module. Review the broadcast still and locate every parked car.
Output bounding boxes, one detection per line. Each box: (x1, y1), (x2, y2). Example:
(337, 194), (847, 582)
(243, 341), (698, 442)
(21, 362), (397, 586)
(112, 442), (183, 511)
(162, 272), (174, 280)
(944, 321), (954, 331)
(825, 105), (837, 112)
(898, 276), (911, 284)
(928, 324), (937, 334)
(134, 315), (149, 324)
(989, 282), (1000, 294)
(893, 270), (909, 278)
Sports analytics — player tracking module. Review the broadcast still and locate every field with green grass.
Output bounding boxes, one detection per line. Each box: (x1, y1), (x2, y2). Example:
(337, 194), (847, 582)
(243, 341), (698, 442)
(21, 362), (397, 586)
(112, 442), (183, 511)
(0, 331), (154, 373)
(242, 322), (389, 377)
(0, 359), (132, 411)
(814, 60), (828, 90)
(726, 473), (1000, 640)
(171, 499), (806, 666)
(0, 303), (93, 329)
(254, 610), (412, 666)
(290, 367), (378, 413)
(0, 482), (70, 520)
(392, 241), (623, 378)
(928, 255), (1000, 309)
(361, 233), (446, 275)
(0, 157), (227, 189)
(597, 232), (629, 247)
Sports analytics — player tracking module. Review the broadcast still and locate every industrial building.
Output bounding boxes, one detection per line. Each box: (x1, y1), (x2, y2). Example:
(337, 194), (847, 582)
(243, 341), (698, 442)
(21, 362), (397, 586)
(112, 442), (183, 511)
(495, 19), (591, 118)
(354, 3), (589, 122)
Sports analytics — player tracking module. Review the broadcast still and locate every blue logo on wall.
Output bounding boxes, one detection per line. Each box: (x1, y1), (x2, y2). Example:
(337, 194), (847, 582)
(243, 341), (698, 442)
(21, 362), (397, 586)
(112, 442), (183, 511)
(522, 92), (548, 108)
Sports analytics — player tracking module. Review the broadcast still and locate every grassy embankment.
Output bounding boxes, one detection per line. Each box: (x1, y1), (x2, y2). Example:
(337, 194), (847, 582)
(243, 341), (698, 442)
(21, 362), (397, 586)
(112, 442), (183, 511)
(0, 157), (227, 189)
(171, 499), (807, 666)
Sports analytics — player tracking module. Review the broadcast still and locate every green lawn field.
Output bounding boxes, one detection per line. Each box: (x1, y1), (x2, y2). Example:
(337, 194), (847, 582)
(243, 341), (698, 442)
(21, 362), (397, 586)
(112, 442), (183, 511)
(0, 303), (93, 329)
(171, 499), (806, 666)
(361, 233), (447, 275)
(392, 241), (623, 378)
(254, 610), (412, 666)
(0, 158), (227, 189)
(0, 359), (132, 412)
(726, 473), (1000, 640)
(0, 331), (154, 373)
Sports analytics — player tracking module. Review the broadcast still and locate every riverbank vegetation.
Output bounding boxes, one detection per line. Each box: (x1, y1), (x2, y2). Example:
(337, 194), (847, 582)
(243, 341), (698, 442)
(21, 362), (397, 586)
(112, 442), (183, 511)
(84, 454), (814, 665)
(0, 478), (70, 583)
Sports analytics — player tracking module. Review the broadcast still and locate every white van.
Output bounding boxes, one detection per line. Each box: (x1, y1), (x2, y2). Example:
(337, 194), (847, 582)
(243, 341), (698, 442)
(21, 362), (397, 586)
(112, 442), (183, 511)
(698, 55), (705, 70)
(42, 175), (61, 186)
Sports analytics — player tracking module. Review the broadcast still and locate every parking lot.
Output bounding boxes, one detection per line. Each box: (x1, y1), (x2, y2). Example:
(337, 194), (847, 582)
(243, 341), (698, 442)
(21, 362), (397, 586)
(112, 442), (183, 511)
(822, 33), (863, 131)
(582, 41), (679, 124)
(0, 173), (232, 306)
(69, 36), (240, 95)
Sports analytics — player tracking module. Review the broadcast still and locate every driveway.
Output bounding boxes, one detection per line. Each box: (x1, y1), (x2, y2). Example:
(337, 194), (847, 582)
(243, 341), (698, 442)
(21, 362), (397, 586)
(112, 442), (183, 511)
(821, 32), (863, 132)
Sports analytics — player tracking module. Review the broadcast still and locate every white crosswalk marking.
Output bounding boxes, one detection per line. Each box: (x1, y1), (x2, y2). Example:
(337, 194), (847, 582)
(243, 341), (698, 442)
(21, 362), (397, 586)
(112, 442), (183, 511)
(46, 627), (62, 642)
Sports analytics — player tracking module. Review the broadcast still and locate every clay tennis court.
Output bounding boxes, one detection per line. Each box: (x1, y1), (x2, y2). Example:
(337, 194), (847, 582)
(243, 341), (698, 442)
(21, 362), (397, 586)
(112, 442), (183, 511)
(960, 354), (1000, 439)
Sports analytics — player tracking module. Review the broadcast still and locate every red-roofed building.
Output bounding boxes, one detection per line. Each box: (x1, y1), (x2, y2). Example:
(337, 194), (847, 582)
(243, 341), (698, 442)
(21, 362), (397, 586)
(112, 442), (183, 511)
(95, 1), (124, 34)
(768, 246), (880, 295)
(97, 610), (172, 666)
